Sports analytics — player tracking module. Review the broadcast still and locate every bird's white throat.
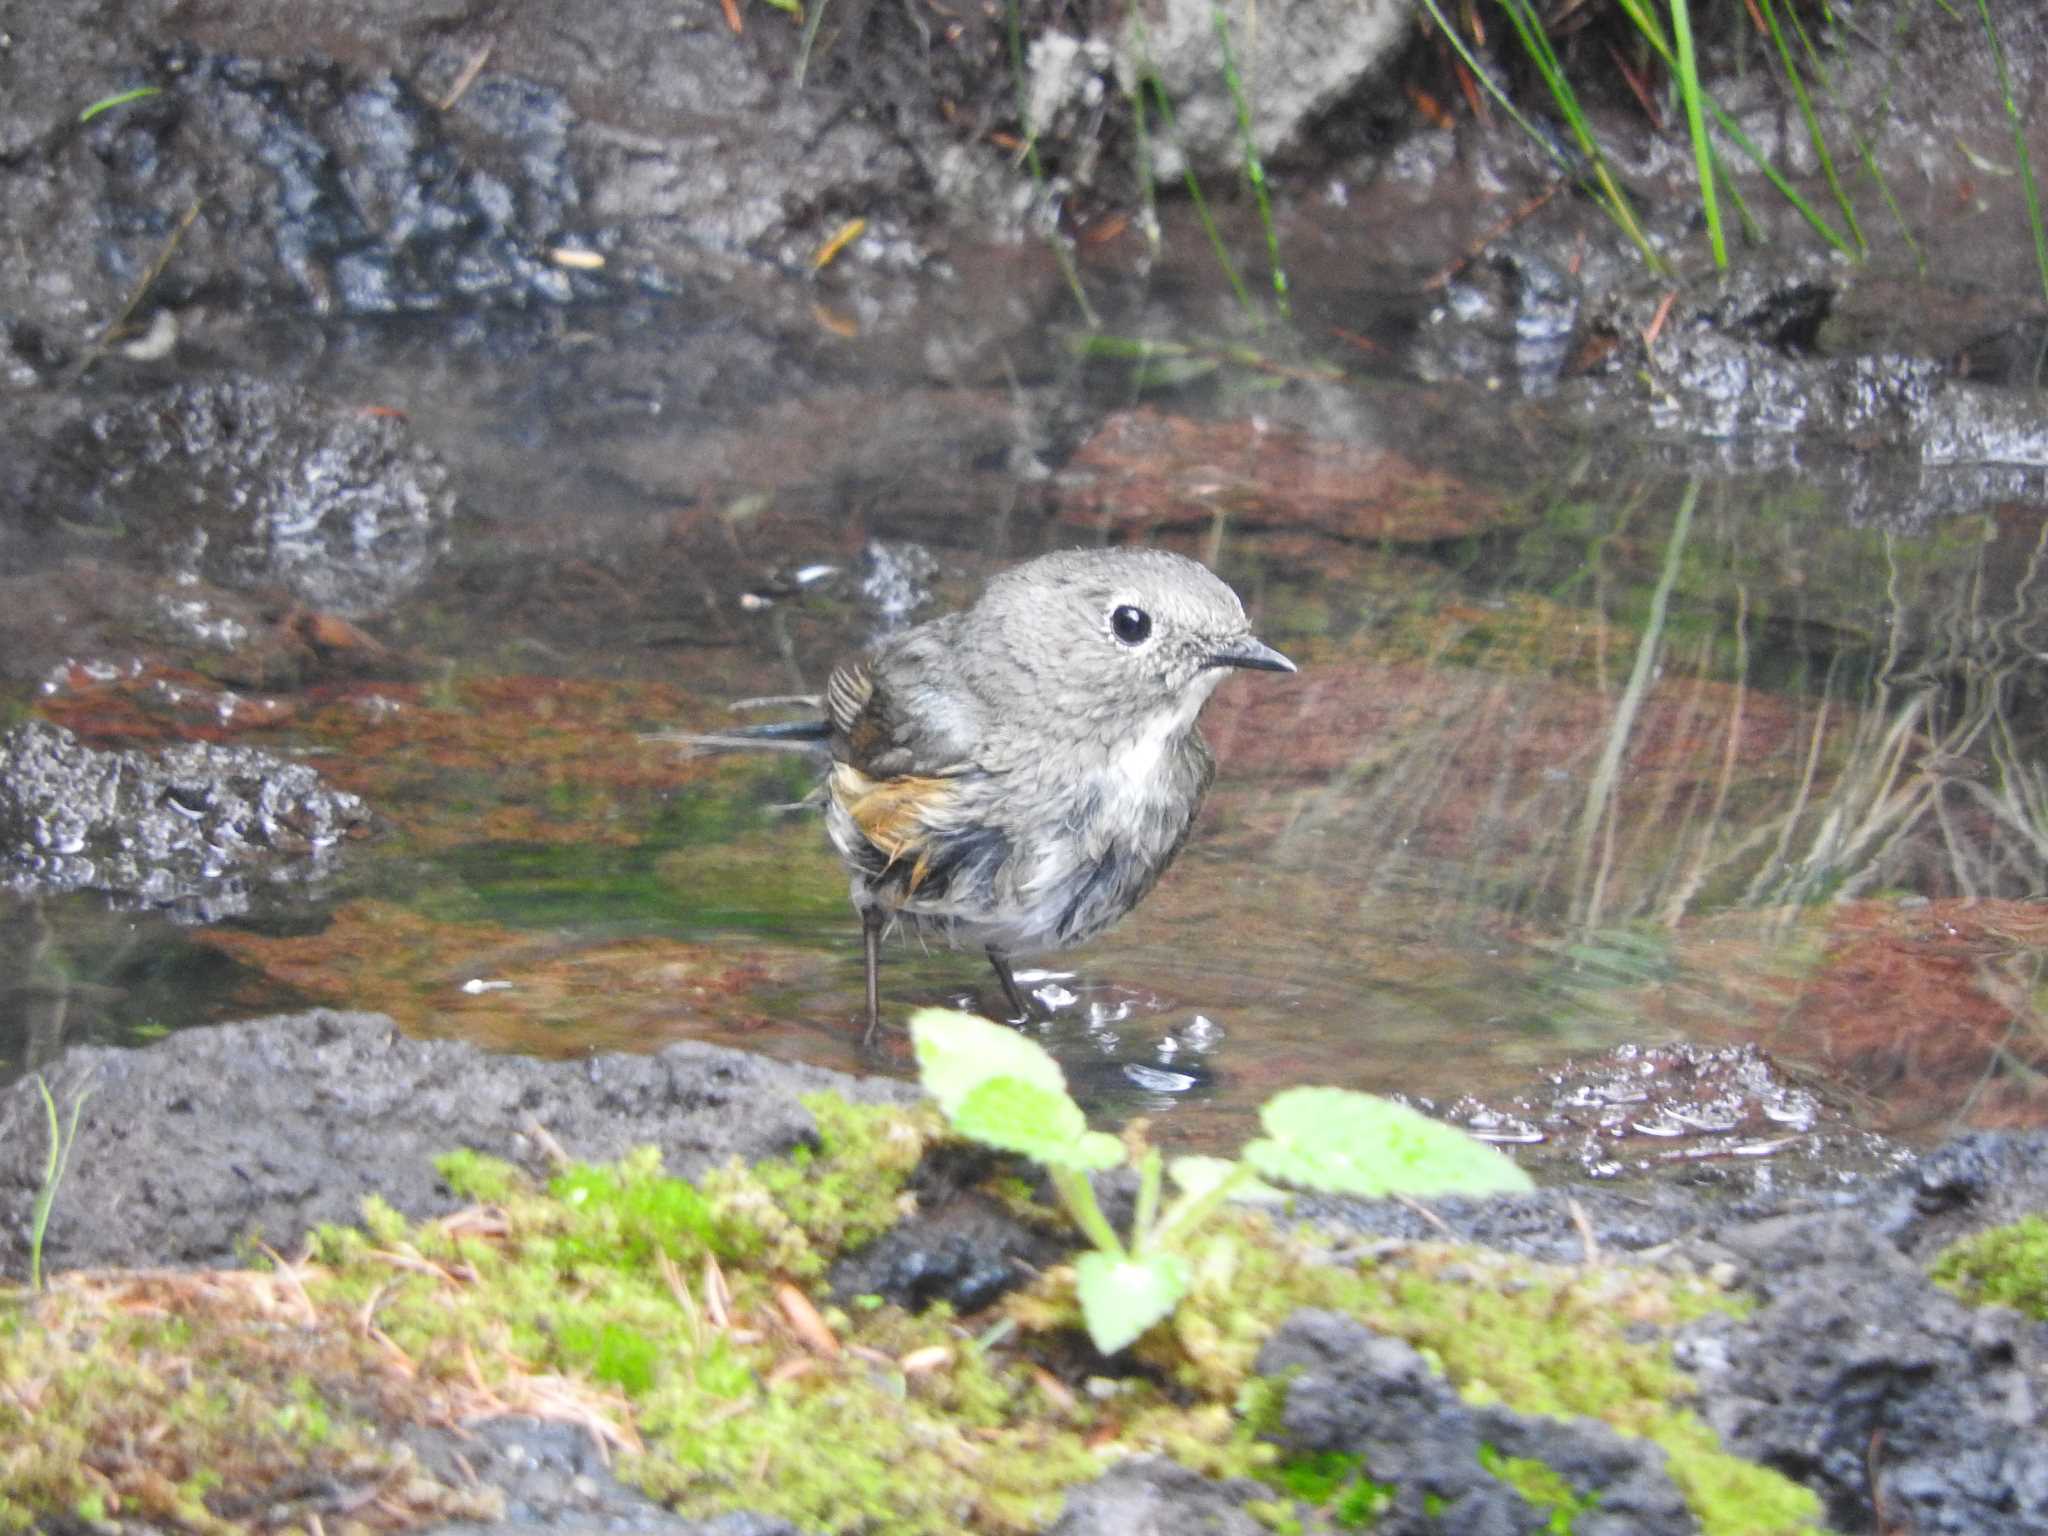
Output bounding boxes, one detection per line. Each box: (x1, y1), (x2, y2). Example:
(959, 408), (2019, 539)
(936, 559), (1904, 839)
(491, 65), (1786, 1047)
(1103, 675), (1219, 810)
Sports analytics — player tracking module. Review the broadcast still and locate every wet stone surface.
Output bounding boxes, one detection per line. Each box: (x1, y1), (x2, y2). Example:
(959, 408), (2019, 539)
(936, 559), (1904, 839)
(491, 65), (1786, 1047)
(1446, 1040), (1904, 1186)
(25, 375), (454, 616)
(404, 1418), (803, 1536)
(0, 718), (369, 921)
(0, 1009), (917, 1275)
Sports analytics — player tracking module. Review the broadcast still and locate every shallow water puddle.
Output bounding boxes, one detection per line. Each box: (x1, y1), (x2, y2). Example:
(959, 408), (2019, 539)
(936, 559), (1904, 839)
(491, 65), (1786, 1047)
(7, 226), (2048, 1174)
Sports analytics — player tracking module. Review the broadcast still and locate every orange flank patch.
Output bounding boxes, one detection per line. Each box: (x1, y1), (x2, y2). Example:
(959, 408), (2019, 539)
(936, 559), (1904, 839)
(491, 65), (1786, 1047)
(831, 764), (956, 889)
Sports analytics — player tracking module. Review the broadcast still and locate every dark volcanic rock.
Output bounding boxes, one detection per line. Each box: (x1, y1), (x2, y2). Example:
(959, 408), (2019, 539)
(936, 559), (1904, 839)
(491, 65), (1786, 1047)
(1255, 1310), (1698, 1536)
(0, 1009), (917, 1274)
(0, 718), (369, 921)
(827, 1143), (1067, 1312)
(0, 1), (949, 356)
(1043, 1455), (1270, 1536)
(406, 1417), (807, 1535)
(1676, 1211), (2048, 1536)
(1864, 1129), (2048, 1262)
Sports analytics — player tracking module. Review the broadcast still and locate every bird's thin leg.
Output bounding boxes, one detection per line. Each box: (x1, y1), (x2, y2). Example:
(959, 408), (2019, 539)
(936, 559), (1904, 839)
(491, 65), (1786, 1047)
(861, 907), (885, 1046)
(986, 947), (1032, 1023)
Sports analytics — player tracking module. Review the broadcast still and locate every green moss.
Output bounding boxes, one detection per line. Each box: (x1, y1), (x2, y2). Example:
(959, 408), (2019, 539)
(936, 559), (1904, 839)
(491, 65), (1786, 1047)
(0, 1283), (493, 1529)
(0, 1093), (1829, 1536)
(438, 1145), (527, 1204)
(1272, 1449), (1392, 1527)
(700, 1094), (937, 1280)
(1480, 1443), (1599, 1533)
(1139, 1217), (1822, 1536)
(626, 1335), (1104, 1533)
(1930, 1215), (2048, 1319)
(558, 1318), (662, 1393)
(548, 1146), (723, 1267)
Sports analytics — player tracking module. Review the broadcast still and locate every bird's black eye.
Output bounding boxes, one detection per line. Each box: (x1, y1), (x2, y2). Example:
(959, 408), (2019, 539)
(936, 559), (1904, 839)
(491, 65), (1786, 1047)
(1110, 604), (1153, 645)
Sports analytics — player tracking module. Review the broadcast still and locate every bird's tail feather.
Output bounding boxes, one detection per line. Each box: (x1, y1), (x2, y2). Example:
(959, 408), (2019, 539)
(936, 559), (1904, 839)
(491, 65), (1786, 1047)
(643, 716), (831, 755)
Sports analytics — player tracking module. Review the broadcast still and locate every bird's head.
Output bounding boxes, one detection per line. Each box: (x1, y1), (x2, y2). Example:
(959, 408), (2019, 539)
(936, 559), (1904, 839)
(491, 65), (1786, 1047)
(969, 548), (1295, 734)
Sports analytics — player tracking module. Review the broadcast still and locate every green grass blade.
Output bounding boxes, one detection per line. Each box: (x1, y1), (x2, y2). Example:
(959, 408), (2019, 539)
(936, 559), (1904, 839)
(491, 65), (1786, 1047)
(1754, 0), (1866, 253)
(1478, 0), (1667, 273)
(1667, 0), (1727, 267)
(1856, 135), (1925, 275)
(1782, 0), (1918, 269)
(1710, 141), (1765, 244)
(1975, 0), (2048, 326)
(29, 1075), (92, 1291)
(794, 0), (829, 89)
(1610, 0), (1857, 257)
(1414, 0), (1579, 179)
(1212, 2), (1290, 319)
(1139, 69), (1258, 317)
(1122, 26), (1165, 256)
(78, 86), (160, 123)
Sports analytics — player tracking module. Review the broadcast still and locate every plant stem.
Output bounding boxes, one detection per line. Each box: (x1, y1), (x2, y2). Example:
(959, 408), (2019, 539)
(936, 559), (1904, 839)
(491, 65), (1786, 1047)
(1975, 0), (2048, 333)
(1130, 1149), (1163, 1255)
(29, 1075), (92, 1291)
(1154, 1161), (1255, 1249)
(1049, 1167), (1127, 1259)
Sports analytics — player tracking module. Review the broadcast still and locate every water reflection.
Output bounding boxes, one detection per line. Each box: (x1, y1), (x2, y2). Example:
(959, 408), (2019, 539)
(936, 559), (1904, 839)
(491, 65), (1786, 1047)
(5, 266), (2048, 1165)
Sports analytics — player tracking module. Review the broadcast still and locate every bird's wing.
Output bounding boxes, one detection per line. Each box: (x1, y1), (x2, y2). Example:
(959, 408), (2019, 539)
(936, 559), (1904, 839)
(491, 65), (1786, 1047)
(826, 618), (982, 780)
(826, 620), (1006, 904)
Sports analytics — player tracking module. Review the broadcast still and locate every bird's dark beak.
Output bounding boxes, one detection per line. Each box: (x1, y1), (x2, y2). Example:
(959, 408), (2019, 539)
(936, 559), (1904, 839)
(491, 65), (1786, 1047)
(1207, 636), (1297, 674)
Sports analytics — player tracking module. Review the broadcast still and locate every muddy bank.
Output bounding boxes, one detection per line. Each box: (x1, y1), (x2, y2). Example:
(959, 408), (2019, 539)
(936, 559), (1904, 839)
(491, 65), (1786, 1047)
(4, 1012), (2045, 1533)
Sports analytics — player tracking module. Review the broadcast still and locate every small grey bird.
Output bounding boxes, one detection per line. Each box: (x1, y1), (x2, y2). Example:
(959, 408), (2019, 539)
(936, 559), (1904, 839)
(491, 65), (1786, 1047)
(813, 547), (1296, 1042)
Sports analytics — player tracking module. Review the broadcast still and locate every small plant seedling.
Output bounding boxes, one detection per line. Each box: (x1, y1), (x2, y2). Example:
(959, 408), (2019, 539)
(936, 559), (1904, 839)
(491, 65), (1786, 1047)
(29, 1072), (94, 1291)
(909, 1009), (1533, 1354)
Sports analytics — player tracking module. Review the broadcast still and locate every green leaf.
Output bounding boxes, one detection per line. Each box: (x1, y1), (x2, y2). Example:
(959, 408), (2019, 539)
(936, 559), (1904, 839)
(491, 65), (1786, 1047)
(910, 1007), (1068, 1118)
(1243, 1087), (1534, 1199)
(952, 1076), (1123, 1172)
(1074, 1249), (1189, 1354)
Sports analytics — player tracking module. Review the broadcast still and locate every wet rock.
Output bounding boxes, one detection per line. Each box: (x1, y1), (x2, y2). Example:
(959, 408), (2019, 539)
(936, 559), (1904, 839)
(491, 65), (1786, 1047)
(1675, 1210), (2048, 1536)
(0, 718), (369, 921)
(1255, 1310), (1698, 1536)
(1413, 247), (1587, 393)
(1454, 1040), (1904, 1187)
(828, 1146), (1066, 1312)
(1866, 1130), (2048, 1261)
(0, 1008), (918, 1274)
(0, 1), (978, 353)
(1108, 0), (1411, 178)
(167, 47), (588, 316)
(0, 559), (294, 693)
(27, 375), (453, 615)
(1558, 266), (2048, 523)
(406, 1417), (802, 1535)
(1043, 1455), (1269, 1536)
(2, 36), (595, 347)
